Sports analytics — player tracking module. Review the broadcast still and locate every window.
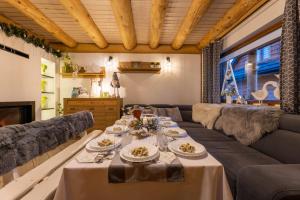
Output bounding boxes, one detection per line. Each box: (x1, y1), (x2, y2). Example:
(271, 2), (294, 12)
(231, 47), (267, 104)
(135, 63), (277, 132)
(220, 40), (281, 102)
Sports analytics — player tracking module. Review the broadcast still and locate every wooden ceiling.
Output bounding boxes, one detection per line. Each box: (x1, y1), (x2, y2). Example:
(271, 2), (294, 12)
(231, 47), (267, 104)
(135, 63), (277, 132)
(0, 0), (269, 54)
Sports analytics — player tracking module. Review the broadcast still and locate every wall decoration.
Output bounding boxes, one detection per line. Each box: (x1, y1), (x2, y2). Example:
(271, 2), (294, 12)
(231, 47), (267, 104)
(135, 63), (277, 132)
(0, 22), (61, 57)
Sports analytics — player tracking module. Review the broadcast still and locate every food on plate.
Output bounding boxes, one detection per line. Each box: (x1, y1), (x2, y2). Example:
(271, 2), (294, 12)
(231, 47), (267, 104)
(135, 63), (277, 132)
(113, 126), (122, 132)
(98, 139), (113, 147)
(131, 146), (149, 157)
(179, 143), (196, 153)
(168, 130), (179, 135)
(164, 122), (172, 126)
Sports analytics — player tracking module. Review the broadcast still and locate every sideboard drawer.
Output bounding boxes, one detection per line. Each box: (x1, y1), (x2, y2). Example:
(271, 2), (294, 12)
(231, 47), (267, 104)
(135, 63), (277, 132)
(63, 98), (123, 132)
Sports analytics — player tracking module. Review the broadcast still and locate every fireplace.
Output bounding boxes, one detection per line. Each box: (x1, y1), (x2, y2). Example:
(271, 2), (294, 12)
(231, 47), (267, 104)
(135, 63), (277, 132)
(0, 101), (35, 127)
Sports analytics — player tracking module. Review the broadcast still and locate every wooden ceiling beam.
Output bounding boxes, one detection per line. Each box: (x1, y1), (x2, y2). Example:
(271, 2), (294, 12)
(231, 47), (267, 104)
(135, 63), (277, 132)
(50, 43), (201, 54)
(198, 0), (270, 49)
(149, 0), (168, 49)
(171, 0), (212, 50)
(6, 0), (77, 48)
(59, 0), (108, 49)
(110, 0), (137, 50)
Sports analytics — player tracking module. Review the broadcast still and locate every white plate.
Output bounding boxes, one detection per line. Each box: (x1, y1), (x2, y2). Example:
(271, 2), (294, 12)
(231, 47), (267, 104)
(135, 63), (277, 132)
(168, 140), (206, 157)
(120, 143), (159, 163)
(122, 115), (133, 120)
(86, 136), (121, 152)
(159, 116), (172, 121)
(163, 127), (187, 138)
(160, 121), (178, 128)
(106, 125), (129, 135)
(115, 119), (130, 126)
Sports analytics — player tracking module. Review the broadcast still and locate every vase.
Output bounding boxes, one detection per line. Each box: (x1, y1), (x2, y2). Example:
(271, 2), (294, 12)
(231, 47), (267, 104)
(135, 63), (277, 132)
(226, 95), (232, 104)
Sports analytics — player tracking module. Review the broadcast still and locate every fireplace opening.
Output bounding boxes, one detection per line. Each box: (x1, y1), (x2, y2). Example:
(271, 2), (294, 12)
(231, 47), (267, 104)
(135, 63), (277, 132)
(0, 102), (35, 127)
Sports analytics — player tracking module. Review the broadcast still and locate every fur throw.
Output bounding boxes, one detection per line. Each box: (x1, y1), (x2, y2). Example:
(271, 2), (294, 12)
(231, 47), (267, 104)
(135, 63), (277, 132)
(215, 105), (283, 145)
(192, 103), (224, 129)
(0, 111), (94, 175)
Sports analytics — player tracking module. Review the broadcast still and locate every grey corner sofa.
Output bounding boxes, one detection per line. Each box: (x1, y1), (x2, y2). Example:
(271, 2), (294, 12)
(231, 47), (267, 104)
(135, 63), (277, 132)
(124, 104), (300, 200)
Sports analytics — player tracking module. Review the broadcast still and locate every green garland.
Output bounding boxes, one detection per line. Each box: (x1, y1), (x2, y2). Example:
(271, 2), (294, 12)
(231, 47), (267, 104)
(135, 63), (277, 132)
(0, 22), (62, 57)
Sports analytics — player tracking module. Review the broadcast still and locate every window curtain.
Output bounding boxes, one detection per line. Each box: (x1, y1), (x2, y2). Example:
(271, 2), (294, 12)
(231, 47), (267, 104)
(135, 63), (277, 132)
(201, 40), (223, 103)
(280, 0), (300, 113)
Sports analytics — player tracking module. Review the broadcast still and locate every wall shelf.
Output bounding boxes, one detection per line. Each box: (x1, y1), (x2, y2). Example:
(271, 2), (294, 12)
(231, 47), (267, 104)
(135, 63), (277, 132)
(41, 74), (54, 79)
(118, 61), (161, 74)
(41, 58), (56, 120)
(118, 67), (161, 73)
(61, 72), (105, 78)
(42, 91), (54, 94)
(41, 108), (54, 110)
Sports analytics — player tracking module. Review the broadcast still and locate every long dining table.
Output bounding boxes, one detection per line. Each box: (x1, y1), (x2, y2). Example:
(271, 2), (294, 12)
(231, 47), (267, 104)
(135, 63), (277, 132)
(54, 119), (233, 200)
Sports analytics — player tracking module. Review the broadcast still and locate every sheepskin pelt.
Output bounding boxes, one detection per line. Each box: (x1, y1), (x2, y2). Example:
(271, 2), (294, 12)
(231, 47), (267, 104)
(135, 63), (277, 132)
(0, 111), (94, 175)
(192, 103), (224, 129)
(215, 105), (283, 145)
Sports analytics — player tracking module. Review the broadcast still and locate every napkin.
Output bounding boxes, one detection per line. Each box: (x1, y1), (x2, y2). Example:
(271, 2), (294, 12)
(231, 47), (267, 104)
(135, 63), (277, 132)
(76, 150), (98, 163)
(159, 151), (176, 164)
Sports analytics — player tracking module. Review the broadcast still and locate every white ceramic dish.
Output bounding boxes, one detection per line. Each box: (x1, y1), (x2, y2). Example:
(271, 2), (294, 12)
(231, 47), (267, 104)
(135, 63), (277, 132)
(106, 125), (129, 135)
(168, 140), (206, 157)
(159, 116), (172, 121)
(120, 143), (159, 163)
(160, 121), (178, 128)
(86, 136), (121, 152)
(163, 127), (187, 138)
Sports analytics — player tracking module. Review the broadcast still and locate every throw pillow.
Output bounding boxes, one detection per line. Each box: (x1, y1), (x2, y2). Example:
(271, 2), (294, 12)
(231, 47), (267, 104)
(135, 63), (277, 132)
(165, 107), (183, 122)
(192, 103), (224, 129)
(157, 108), (167, 116)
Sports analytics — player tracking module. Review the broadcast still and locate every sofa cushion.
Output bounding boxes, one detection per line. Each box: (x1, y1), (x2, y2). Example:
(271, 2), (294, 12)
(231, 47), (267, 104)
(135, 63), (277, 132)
(186, 128), (234, 142)
(201, 141), (258, 153)
(180, 110), (193, 122)
(212, 151), (280, 197)
(279, 114), (300, 133)
(165, 107), (183, 122)
(251, 129), (300, 164)
(237, 164), (300, 200)
(177, 121), (203, 128)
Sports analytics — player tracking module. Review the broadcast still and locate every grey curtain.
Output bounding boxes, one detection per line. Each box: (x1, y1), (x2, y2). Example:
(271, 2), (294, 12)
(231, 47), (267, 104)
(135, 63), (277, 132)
(280, 0), (300, 113)
(201, 40), (223, 103)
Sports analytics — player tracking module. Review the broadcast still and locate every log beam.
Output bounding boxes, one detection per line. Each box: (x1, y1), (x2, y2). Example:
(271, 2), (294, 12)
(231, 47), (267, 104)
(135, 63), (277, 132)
(59, 0), (108, 48)
(198, 0), (270, 49)
(50, 43), (201, 54)
(172, 0), (212, 49)
(6, 0), (77, 47)
(110, 0), (137, 50)
(149, 0), (168, 49)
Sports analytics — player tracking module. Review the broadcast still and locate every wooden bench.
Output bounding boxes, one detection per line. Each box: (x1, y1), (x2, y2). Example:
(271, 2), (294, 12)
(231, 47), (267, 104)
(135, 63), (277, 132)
(0, 130), (102, 200)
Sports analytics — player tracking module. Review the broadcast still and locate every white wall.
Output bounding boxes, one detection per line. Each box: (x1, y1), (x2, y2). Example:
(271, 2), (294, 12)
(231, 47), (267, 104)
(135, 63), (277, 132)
(60, 53), (201, 105)
(223, 0), (285, 51)
(0, 32), (59, 120)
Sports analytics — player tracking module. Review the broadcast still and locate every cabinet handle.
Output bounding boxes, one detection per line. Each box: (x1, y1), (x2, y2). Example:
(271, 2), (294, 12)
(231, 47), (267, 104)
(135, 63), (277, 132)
(70, 108), (75, 110)
(89, 108), (95, 111)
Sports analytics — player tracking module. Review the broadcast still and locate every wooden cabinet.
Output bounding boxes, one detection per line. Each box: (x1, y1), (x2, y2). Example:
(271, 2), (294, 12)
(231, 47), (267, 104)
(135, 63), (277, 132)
(64, 98), (123, 132)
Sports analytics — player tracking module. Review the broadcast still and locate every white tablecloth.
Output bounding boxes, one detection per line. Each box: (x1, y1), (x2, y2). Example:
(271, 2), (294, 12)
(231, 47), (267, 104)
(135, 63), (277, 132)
(54, 133), (233, 200)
